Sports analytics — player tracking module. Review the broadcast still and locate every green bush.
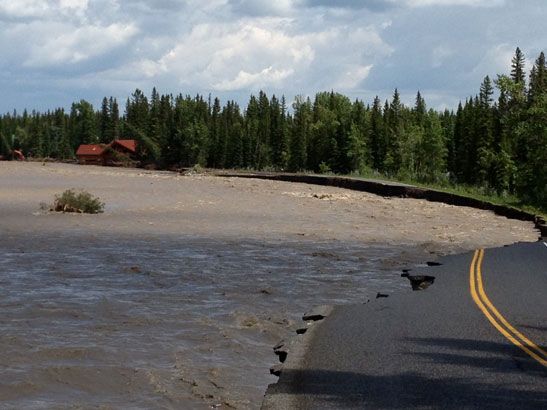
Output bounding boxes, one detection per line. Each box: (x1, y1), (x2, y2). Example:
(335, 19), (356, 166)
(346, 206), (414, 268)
(318, 162), (332, 175)
(52, 189), (104, 214)
(191, 163), (204, 174)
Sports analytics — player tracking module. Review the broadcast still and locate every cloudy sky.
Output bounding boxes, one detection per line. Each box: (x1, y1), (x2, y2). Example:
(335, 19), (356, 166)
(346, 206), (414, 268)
(0, 0), (545, 113)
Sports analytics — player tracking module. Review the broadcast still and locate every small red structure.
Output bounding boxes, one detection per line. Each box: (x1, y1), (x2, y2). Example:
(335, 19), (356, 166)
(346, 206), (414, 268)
(13, 150), (25, 161)
(76, 140), (138, 166)
(76, 144), (106, 165)
(109, 139), (137, 156)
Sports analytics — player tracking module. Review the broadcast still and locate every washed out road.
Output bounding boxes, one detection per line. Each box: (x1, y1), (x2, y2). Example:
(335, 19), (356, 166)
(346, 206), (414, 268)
(264, 241), (547, 409)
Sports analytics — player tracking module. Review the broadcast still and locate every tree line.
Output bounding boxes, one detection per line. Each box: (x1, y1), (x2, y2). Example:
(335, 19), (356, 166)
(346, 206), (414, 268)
(1, 48), (545, 208)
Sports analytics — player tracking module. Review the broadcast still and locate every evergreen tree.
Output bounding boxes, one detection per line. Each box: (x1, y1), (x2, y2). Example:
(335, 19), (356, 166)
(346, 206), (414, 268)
(208, 97), (223, 167)
(309, 92), (339, 172)
(149, 87), (162, 144)
(476, 76), (496, 187)
(255, 90), (271, 169)
(53, 108), (72, 159)
(224, 101), (244, 168)
(288, 96), (310, 171)
(511, 47), (526, 85)
(384, 89), (403, 175)
(71, 100), (97, 145)
(109, 97), (120, 140)
(99, 97), (110, 143)
(347, 123), (367, 173)
(528, 52), (547, 105)
(413, 91), (427, 126)
(479, 76), (494, 108)
(369, 96), (385, 171)
(350, 98), (370, 172)
(270, 94), (288, 169)
(126, 89), (149, 134)
(416, 110), (446, 183)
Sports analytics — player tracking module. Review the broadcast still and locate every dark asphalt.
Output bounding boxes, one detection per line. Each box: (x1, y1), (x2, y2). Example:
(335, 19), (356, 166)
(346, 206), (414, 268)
(264, 241), (547, 409)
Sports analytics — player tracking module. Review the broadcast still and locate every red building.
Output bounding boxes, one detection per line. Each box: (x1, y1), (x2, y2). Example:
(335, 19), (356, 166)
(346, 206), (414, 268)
(76, 144), (106, 165)
(109, 140), (137, 156)
(76, 140), (137, 166)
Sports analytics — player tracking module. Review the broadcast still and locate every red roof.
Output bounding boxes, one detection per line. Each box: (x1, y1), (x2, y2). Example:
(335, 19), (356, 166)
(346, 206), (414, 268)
(76, 144), (105, 156)
(111, 139), (137, 153)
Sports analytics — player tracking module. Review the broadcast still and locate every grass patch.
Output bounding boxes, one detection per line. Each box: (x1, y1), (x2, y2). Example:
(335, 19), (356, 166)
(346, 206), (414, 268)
(347, 171), (547, 219)
(413, 183), (546, 219)
(51, 189), (104, 214)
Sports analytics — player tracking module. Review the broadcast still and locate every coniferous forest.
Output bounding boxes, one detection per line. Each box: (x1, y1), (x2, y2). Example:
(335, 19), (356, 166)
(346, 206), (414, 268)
(1, 48), (545, 210)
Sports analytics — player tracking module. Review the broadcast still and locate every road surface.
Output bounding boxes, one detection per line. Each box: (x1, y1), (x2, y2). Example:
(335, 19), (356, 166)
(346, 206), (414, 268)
(263, 241), (547, 409)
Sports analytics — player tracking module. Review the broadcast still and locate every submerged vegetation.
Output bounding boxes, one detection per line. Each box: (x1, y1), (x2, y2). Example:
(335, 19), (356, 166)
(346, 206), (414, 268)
(1, 48), (546, 212)
(51, 189), (104, 214)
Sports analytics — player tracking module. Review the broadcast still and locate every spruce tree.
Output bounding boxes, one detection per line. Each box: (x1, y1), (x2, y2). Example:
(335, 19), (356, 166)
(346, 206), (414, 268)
(479, 76), (494, 108)
(288, 96), (310, 171)
(416, 110), (446, 183)
(109, 97), (120, 140)
(208, 97), (222, 167)
(256, 91), (271, 169)
(126, 89), (149, 135)
(528, 52), (546, 105)
(511, 47), (526, 85)
(414, 91), (427, 126)
(383, 89), (403, 175)
(477, 76), (495, 187)
(99, 97), (110, 143)
(369, 96), (385, 171)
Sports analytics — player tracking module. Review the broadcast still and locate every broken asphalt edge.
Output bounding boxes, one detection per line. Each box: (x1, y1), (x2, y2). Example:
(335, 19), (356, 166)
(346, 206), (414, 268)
(261, 305), (334, 410)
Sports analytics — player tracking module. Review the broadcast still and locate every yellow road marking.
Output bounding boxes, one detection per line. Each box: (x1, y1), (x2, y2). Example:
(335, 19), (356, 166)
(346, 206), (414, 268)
(476, 250), (547, 357)
(469, 249), (547, 366)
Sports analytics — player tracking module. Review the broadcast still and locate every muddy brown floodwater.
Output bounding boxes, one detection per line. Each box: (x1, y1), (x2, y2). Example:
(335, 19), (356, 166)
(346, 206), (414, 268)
(0, 162), (539, 409)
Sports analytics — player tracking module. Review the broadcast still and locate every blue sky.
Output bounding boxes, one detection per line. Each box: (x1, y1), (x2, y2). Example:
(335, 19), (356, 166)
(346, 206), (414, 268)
(0, 0), (545, 113)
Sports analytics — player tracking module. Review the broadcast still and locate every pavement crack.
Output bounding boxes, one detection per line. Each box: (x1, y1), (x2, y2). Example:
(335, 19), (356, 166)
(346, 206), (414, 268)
(401, 273), (436, 291)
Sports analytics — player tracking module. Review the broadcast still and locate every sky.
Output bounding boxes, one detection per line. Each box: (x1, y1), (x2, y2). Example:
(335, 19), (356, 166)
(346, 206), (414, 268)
(0, 0), (546, 113)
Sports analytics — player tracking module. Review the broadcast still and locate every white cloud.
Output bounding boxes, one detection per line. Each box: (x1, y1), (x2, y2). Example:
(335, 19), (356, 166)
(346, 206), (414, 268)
(145, 19), (316, 89)
(214, 66), (294, 90)
(0, 0), (90, 19)
(54, 14), (390, 97)
(127, 19), (391, 93)
(405, 0), (504, 7)
(59, 0), (89, 10)
(333, 64), (373, 90)
(23, 22), (138, 67)
(0, 0), (51, 18)
(302, 0), (504, 11)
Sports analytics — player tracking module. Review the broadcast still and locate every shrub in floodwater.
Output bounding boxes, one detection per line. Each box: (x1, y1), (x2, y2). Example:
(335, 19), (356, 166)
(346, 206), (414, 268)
(51, 189), (104, 214)
(191, 163), (204, 174)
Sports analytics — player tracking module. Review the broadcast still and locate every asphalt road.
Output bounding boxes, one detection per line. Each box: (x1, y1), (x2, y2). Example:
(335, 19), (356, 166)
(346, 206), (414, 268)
(263, 241), (547, 409)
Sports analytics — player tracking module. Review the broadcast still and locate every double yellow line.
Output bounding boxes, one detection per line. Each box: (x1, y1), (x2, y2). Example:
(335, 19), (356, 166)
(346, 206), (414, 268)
(469, 249), (547, 366)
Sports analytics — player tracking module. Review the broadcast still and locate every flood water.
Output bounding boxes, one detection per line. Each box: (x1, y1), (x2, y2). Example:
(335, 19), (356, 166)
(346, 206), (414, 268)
(0, 232), (415, 409)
